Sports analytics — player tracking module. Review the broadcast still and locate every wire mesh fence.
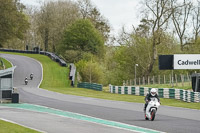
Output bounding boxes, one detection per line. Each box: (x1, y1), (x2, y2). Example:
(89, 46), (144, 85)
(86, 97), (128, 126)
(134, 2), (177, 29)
(124, 73), (191, 87)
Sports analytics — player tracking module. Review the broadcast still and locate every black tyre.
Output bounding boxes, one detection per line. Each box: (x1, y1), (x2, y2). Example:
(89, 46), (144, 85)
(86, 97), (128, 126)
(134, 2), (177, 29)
(151, 110), (156, 121)
(145, 114), (149, 120)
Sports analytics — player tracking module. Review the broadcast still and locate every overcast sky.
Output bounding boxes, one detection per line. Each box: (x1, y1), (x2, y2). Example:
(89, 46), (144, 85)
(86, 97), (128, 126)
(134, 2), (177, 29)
(20, 0), (141, 36)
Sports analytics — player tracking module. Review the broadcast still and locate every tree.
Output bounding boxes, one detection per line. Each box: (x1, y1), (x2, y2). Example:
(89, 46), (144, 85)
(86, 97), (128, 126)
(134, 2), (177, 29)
(36, 0), (80, 52)
(76, 59), (104, 84)
(0, 0), (29, 47)
(172, 0), (192, 51)
(192, 0), (200, 42)
(61, 19), (104, 57)
(77, 0), (110, 41)
(142, 0), (175, 76)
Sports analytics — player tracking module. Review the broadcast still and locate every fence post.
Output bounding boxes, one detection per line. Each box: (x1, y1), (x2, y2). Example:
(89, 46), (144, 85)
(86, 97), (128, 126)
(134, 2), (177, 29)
(123, 80), (125, 86)
(126, 80), (129, 86)
(135, 78), (136, 86)
(164, 75), (166, 84)
(139, 78), (140, 86)
(187, 73), (191, 86)
(172, 70), (174, 87)
(153, 76), (155, 84)
(158, 75), (160, 84)
(181, 74), (184, 87)
(148, 76), (150, 85)
(175, 74), (178, 87)
(143, 77), (145, 85)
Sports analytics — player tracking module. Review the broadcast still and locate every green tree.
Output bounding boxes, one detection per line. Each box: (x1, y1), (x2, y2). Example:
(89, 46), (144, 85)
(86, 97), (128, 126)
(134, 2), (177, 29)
(61, 19), (104, 59)
(0, 0), (29, 47)
(77, 0), (110, 42)
(76, 58), (104, 84)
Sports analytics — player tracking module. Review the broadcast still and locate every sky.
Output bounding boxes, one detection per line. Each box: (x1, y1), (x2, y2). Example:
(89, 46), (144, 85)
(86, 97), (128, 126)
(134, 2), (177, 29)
(20, 0), (141, 36)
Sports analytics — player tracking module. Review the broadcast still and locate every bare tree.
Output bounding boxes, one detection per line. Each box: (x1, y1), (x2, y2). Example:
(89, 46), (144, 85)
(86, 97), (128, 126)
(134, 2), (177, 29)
(144, 0), (175, 76)
(77, 0), (110, 41)
(172, 0), (192, 51)
(77, 0), (91, 19)
(192, 0), (200, 42)
(36, 0), (80, 52)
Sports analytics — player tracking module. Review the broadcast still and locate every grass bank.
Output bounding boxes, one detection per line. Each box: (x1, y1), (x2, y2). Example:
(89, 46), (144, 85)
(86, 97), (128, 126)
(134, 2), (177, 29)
(0, 52), (71, 88)
(0, 120), (40, 133)
(0, 51), (200, 110)
(0, 57), (12, 69)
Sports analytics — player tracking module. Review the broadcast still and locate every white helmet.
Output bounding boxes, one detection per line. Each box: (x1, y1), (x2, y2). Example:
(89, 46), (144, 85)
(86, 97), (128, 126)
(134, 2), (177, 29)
(150, 88), (157, 96)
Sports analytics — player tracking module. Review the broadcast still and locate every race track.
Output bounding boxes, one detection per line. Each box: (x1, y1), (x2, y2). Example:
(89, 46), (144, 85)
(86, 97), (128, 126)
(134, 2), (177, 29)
(0, 53), (200, 133)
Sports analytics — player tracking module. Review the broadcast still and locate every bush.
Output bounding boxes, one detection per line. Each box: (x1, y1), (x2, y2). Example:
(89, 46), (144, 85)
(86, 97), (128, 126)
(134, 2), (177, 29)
(76, 59), (104, 84)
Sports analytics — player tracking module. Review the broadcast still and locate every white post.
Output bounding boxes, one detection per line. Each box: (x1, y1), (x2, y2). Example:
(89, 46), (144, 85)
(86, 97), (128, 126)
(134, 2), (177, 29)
(135, 64), (138, 86)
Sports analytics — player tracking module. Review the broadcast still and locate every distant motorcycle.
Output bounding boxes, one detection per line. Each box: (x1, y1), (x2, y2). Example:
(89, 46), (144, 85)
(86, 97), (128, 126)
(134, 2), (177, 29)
(30, 73), (33, 80)
(145, 97), (160, 121)
(25, 77), (28, 85)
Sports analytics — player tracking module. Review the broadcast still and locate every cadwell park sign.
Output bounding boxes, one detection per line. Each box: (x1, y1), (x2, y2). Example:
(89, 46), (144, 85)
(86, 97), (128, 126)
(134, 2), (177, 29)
(159, 54), (200, 70)
(174, 54), (200, 69)
(159, 54), (200, 92)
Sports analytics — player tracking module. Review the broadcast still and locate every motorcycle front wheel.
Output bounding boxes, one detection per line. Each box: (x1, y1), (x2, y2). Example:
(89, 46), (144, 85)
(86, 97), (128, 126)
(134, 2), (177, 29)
(150, 110), (156, 121)
(145, 114), (149, 120)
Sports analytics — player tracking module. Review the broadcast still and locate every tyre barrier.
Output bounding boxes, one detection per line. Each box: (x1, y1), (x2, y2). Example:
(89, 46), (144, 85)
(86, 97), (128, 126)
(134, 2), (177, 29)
(78, 82), (102, 91)
(109, 85), (200, 103)
(0, 49), (67, 67)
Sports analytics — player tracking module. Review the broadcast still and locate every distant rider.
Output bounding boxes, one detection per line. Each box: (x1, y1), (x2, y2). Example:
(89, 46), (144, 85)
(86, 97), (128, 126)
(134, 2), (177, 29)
(144, 88), (160, 112)
(30, 73), (33, 80)
(25, 77), (28, 85)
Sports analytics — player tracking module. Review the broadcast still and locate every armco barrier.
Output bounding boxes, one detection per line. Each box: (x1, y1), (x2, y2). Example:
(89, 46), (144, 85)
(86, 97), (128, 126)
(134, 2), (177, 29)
(0, 49), (67, 67)
(78, 82), (102, 91)
(109, 85), (200, 103)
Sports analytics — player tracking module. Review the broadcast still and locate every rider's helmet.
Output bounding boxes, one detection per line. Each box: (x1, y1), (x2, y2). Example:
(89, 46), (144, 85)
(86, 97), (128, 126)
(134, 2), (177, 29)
(150, 88), (157, 96)
(25, 77), (27, 79)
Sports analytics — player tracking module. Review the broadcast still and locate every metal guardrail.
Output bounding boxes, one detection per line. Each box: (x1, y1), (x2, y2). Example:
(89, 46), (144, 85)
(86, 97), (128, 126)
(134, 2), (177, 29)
(0, 48), (67, 67)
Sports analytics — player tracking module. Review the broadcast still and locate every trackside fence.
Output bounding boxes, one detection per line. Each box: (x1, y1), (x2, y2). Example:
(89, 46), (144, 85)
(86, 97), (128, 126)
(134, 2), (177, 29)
(0, 48), (67, 67)
(78, 82), (102, 91)
(109, 85), (200, 103)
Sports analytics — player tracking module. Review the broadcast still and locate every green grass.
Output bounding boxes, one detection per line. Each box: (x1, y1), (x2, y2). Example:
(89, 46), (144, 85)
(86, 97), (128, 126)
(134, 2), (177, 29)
(0, 52), (71, 88)
(0, 120), (40, 133)
(0, 51), (200, 110)
(0, 57), (12, 69)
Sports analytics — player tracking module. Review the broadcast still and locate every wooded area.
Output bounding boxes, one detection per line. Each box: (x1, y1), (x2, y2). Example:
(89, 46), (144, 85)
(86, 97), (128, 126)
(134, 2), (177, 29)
(1, 0), (200, 86)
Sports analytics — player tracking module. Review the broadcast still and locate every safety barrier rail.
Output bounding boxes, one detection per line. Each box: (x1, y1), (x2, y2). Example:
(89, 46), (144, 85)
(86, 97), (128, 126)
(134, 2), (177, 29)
(109, 85), (200, 103)
(78, 82), (102, 91)
(0, 48), (67, 67)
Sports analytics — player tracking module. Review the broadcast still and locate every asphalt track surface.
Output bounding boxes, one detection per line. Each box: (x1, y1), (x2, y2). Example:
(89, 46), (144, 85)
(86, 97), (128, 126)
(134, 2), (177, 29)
(0, 53), (200, 133)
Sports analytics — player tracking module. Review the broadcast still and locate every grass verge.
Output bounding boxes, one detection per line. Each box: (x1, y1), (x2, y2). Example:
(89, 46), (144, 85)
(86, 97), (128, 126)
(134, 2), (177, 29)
(0, 120), (40, 133)
(0, 57), (12, 69)
(0, 52), (71, 88)
(0, 51), (200, 110)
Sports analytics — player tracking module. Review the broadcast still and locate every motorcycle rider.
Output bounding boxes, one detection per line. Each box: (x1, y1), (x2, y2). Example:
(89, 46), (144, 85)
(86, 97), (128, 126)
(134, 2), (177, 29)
(25, 77), (28, 85)
(30, 73), (33, 80)
(144, 88), (160, 112)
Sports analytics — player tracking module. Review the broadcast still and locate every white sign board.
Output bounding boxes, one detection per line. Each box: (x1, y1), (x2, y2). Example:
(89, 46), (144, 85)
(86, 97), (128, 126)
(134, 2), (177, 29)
(174, 54), (200, 69)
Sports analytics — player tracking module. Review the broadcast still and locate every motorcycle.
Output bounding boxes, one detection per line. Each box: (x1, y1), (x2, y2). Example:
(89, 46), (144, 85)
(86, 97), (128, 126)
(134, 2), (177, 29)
(25, 79), (28, 85)
(145, 97), (160, 121)
(30, 74), (33, 80)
